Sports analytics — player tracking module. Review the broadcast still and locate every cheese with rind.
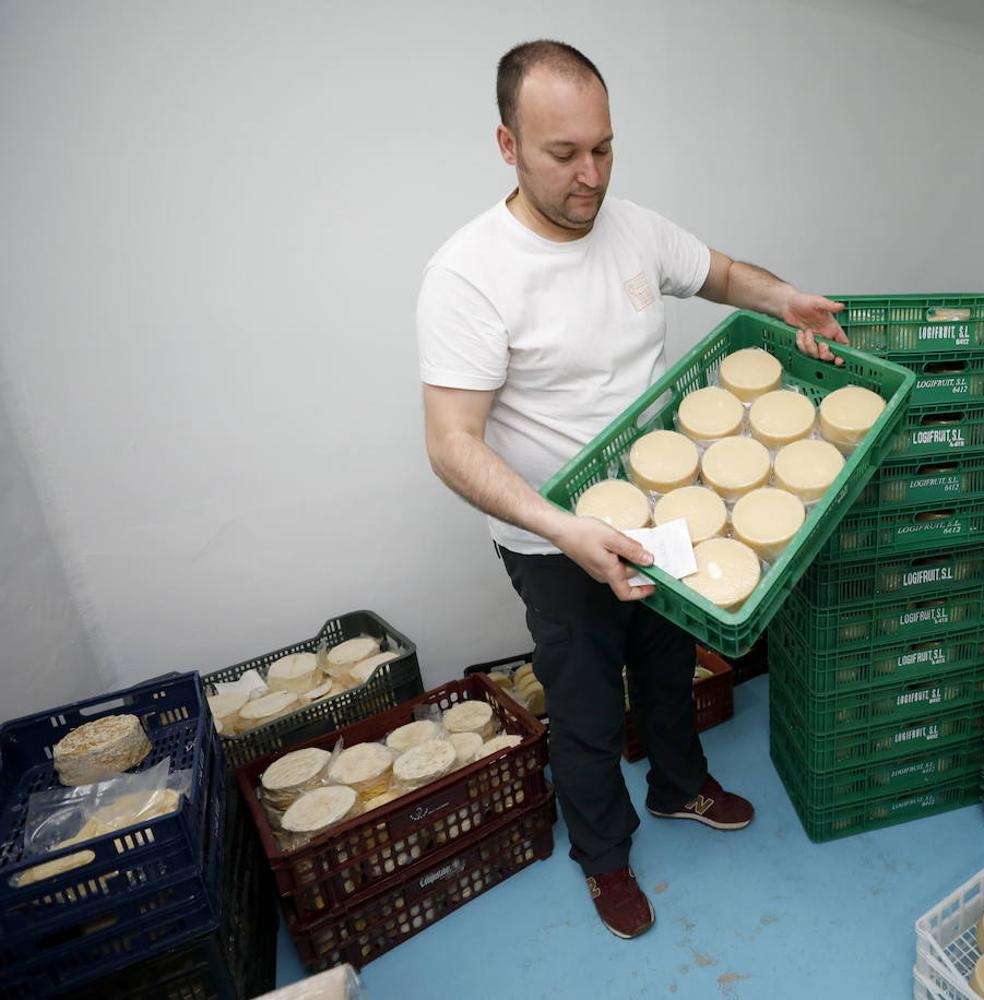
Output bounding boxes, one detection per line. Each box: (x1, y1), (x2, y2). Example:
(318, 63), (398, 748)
(628, 430), (699, 493)
(349, 651), (399, 686)
(732, 487), (806, 560)
(442, 700), (497, 740)
(677, 387), (744, 441)
(53, 715), (152, 787)
(682, 538), (761, 610)
(700, 437), (772, 501)
(330, 743), (393, 799)
(392, 739), (456, 788)
(819, 385), (886, 451)
(574, 479), (651, 530)
(267, 652), (319, 694)
(774, 439), (845, 502)
(281, 785), (360, 834)
(718, 348), (783, 402)
(238, 691), (300, 729)
(385, 720), (441, 753)
(749, 390), (816, 449)
(652, 486), (727, 544)
(475, 734), (523, 759)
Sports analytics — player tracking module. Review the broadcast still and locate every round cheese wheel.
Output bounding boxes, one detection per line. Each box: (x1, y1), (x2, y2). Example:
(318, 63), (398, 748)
(700, 436), (772, 501)
(749, 390), (816, 449)
(514, 663), (536, 684)
(677, 387), (744, 441)
(443, 700), (497, 740)
(385, 720), (441, 753)
(732, 487), (806, 560)
(449, 731), (483, 767)
(652, 486), (727, 544)
(475, 734), (523, 759)
(267, 652), (319, 694)
(53, 715), (152, 787)
(977, 912), (984, 952)
(301, 678), (334, 703)
(349, 651), (399, 686)
(774, 439), (845, 502)
(327, 636), (381, 670)
(574, 479), (651, 529)
(261, 748), (332, 809)
(392, 739), (457, 788)
(282, 785), (360, 835)
(718, 348), (783, 402)
(819, 385), (886, 451)
(207, 692), (249, 733)
(627, 430), (700, 493)
(238, 691), (300, 728)
(682, 538), (761, 610)
(330, 743), (394, 800)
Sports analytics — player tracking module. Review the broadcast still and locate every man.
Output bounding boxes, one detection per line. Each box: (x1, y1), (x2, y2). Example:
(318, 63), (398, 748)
(417, 40), (847, 939)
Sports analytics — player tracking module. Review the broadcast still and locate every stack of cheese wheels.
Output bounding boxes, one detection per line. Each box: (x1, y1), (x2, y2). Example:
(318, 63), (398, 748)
(207, 691), (249, 735)
(53, 715), (152, 786)
(238, 691), (300, 731)
(475, 733), (523, 759)
(700, 437), (772, 502)
(349, 651), (400, 686)
(325, 636), (381, 680)
(301, 678), (334, 703)
(677, 387), (744, 442)
(281, 785), (361, 842)
(718, 348), (784, 402)
(652, 486), (727, 544)
(515, 671), (546, 716)
(260, 747), (332, 811)
(773, 439), (845, 502)
(682, 537), (761, 610)
(574, 479), (651, 529)
(392, 739), (457, 791)
(364, 789), (401, 813)
(385, 719), (442, 753)
(732, 488), (806, 561)
(267, 652), (320, 694)
(819, 385), (886, 453)
(448, 732), (483, 768)
(627, 430), (700, 493)
(443, 700), (498, 741)
(330, 743), (394, 801)
(749, 390), (816, 450)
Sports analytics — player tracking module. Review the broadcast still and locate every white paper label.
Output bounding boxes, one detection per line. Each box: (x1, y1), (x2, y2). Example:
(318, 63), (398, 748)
(623, 519), (697, 585)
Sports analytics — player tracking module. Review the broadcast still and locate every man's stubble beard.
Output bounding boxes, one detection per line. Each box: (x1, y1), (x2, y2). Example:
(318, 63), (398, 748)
(515, 148), (604, 233)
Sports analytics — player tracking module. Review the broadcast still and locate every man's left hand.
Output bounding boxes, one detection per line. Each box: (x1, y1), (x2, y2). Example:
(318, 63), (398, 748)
(783, 293), (848, 366)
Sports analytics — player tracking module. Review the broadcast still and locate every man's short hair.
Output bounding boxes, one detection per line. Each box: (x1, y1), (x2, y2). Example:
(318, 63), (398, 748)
(496, 40), (607, 132)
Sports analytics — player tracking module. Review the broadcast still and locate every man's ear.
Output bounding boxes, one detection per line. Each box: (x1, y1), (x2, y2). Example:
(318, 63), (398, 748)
(496, 124), (518, 166)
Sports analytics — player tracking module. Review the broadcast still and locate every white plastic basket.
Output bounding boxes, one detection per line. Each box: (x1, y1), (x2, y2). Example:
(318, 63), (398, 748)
(915, 867), (984, 1000)
(915, 964), (947, 1000)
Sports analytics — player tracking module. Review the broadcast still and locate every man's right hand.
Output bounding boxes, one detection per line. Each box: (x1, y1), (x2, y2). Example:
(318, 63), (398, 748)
(551, 515), (656, 602)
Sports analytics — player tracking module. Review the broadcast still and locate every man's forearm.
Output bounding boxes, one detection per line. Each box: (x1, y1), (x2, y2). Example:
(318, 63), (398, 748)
(705, 255), (795, 320)
(428, 430), (570, 545)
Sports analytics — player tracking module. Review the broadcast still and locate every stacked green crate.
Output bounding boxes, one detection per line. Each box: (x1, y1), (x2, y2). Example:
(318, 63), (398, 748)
(770, 294), (984, 841)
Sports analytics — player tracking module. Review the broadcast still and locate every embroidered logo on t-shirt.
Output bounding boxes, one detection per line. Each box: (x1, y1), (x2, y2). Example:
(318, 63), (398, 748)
(624, 272), (655, 311)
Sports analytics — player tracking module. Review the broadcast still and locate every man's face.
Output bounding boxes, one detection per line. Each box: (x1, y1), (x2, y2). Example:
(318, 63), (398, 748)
(500, 66), (614, 235)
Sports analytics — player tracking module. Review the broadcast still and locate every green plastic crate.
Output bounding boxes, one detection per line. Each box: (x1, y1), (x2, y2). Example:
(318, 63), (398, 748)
(770, 713), (984, 812)
(852, 454), (984, 511)
(898, 352), (984, 406)
(830, 294), (984, 355)
(797, 545), (984, 605)
(885, 401), (984, 461)
(769, 653), (984, 735)
(776, 583), (984, 653)
(770, 681), (984, 771)
(771, 726), (981, 843)
(767, 621), (984, 697)
(817, 499), (984, 564)
(538, 311), (915, 657)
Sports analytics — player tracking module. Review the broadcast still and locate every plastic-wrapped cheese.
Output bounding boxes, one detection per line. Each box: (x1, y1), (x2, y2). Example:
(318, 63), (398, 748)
(774, 439), (845, 502)
(449, 732), (483, 767)
(475, 734), (523, 759)
(718, 348), (783, 402)
(574, 479), (651, 529)
(330, 743), (394, 800)
(207, 691), (249, 734)
(392, 739), (457, 790)
(749, 390), (816, 449)
(652, 486), (727, 544)
(53, 715), (152, 787)
(349, 651), (399, 686)
(682, 538), (761, 610)
(261, 748), (332, 810)
(819, 385), (886, 452)
(700, 436), (772, 502)
(281, 785), (360, 836)
(326, 637), (381, 675)
(267, 652), (319, 694)
(732, 487), (806, 561)
(385, 719), (441, 753)
(443, 700), (497, 740)
(301, 678), (334, 703)
(627, 430), (699, 493)
(676, 387), (744, 441)
(238, 691), (300, 730)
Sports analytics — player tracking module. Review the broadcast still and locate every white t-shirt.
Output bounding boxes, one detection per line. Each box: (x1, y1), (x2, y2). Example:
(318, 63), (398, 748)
(417, 194), (710, 555)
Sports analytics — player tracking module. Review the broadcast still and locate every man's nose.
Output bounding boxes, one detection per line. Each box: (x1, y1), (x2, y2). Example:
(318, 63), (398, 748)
(576, 154), (600, 189)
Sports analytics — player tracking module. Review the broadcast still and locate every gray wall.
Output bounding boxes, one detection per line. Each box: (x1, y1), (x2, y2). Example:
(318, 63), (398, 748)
(1, 0), (982, 711)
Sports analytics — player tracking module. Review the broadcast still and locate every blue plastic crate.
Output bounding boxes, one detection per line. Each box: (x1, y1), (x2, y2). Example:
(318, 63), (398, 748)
(0, 673), (224, 997)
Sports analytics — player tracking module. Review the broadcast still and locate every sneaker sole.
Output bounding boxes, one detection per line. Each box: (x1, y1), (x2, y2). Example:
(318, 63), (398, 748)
(646, 807), (752, 831)
(600, 898), (656, 939)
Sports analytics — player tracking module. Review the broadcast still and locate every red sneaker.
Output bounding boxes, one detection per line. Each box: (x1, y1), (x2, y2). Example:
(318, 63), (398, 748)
(647, 774), (754, 830)
(585, 866), (655, 939)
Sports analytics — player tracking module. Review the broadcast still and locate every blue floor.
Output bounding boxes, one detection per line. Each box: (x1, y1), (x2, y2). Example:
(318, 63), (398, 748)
(274, 676), (984, 999)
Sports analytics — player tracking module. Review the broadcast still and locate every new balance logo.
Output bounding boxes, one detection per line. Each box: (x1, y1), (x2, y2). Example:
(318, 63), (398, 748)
(686, 795), (714, 816)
